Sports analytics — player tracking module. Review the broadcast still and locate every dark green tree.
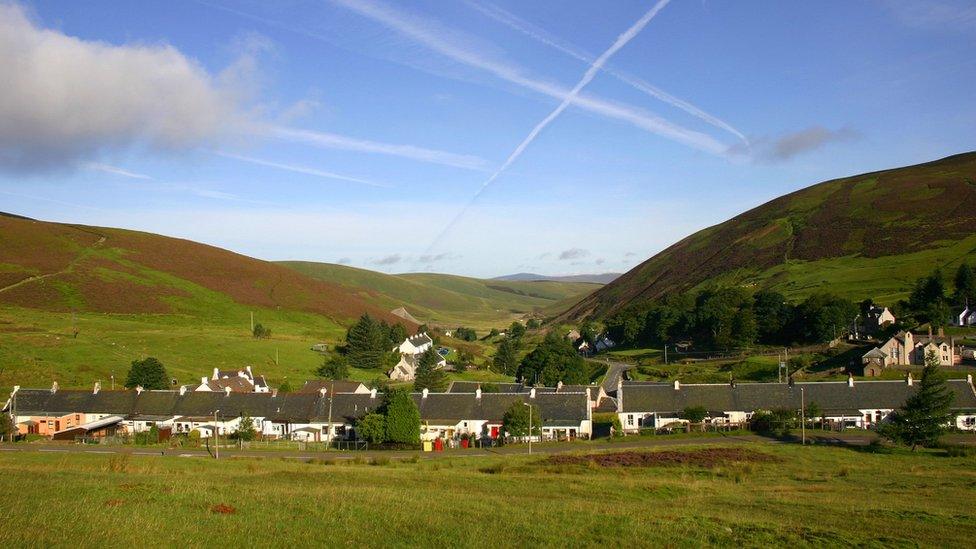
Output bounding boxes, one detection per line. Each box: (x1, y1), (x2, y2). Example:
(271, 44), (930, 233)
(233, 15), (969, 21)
(388, 323), (408, 346)
(501, 401), (541, 437)
(508, 321), (526, 340)
(754, 291), (792, 343)
(493, 337), (520, 375)
(879, 354), (955, 450)
(954, 263), (976, 305)
(277, 380), (293, 393)
(681, 406), (708, 424)
(356, 412), (386, 444)
(579, 320), (598, 346)
(346, 314), (393, 369)
(381, 388), (420, 444)
(413, 347), (448, 392)
(793, 294), (858, 343)
(316, 353), (350, 380)
(252, 323), (271, 338)
(526, 318), (541, 329)
(232, 411), (257, 441)
(517, 332), (590, 386)
(909, 269), (949, 325)
(124, 357), (169, 390)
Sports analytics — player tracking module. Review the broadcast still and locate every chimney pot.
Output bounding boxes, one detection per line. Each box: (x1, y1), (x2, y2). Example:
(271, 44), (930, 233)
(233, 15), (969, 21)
(475, 388), (482, 399)
(135, 385), (143, 395)
(213, 367), (219, 380)
(271, 388), (278, 398)
(556, 381), (563, 390)
(529, 388), (536, 398)
(847, 374), (854, 388)
(673, 380), (680, 391)
(179, 385), (187, 396)
(422, 388), (429, 399)
(201, 376), (208, 386)
(319, 388), (327, 397)
(93, 381), (101, 395)
(370, 388), (377, 399)
(967, 374), (973, 385)
(224, 386), (232, 396)
(51, 381), (59, 394)
(907, 372), (914, 386)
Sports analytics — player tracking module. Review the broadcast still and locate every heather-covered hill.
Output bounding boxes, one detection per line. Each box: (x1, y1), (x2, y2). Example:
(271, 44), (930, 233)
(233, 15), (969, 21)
(562, 152), (976, 320)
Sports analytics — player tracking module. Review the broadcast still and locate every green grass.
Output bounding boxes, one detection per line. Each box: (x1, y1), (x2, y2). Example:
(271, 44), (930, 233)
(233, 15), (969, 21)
(278, 261), (599, 330)
(0, 443), (973, 546)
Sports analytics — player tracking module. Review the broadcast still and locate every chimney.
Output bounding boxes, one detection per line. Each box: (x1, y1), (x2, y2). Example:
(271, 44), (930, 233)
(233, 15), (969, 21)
(730, 377), (736, 389)
(928, 325), (933, 340)
(246, 365), (253, 377)
(847, 374), (854, 388)
(907, 372), (914, 386)
(967, 374), (973, 385)
(135, 385), (144, 395)
(585, 387), (591, 403)
(179, 385), (187, 396)
(370, 388), (377, 399)
(201, 376), (208, 387)
(12, 385), (19, 395)
(529, 388), (536, 399)
(93, 381), (101, 395)
(213, 367), (219, 380)
(319, 388), (327, 398)
(475, 388), (482, 399)
(271, 388), (278, 398)
(673, 380), (680, 391)
(422, 388), (429, 399)
(617, 376), (623, 397)
(51, 381), (59, 394)
(556, 380), (563, 390)
(938, 326), (945, 338)
(224, 386), (232, 396)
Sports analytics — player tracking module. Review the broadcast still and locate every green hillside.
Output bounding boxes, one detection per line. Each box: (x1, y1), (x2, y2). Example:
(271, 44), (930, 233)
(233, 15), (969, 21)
(563, 152), (976, 320)
(278, 261), (600, 329)
(0, 215), (409, 389)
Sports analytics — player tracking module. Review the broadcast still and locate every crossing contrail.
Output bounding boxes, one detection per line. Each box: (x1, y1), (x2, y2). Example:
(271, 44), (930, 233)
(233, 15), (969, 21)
(427, 0), (673, 252)
(465, 0), (748, 143)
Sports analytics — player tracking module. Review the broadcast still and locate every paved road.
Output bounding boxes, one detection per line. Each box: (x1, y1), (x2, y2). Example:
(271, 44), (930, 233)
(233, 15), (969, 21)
(596, 358), (635, 394)
(1, 433), (911, 462)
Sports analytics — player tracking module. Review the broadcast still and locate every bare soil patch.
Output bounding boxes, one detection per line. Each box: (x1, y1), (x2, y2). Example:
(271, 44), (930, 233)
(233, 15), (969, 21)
(547, 448), (780, 468)
(211, 504), (237, 515)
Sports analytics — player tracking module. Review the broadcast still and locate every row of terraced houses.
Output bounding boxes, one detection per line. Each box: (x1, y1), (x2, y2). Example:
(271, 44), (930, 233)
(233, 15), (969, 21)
(5, 375), (976, 441)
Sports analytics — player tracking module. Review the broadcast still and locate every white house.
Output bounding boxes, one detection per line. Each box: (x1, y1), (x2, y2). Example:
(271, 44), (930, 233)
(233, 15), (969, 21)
(389, 332), (445, 381)
(956, 307), (976, 327)
(616, 375), (976, 433)
(195, 366), (270, 393)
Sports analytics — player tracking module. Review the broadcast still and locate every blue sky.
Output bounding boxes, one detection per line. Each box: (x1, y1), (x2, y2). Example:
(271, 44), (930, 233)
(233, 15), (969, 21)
(1, 1), (974, 278)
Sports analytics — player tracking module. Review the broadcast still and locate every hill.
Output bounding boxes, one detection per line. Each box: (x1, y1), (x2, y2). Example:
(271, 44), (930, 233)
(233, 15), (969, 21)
(563, 152), (976, 320)
(493, 272), (621, 284)
(0, 215), (408, 387)
(277, 261), (600, 329)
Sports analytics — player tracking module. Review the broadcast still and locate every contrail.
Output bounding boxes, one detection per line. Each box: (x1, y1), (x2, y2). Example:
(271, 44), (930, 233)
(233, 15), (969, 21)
(328, 0), (725, 155)
(427, 0), (672, 252)
(465, 0), (748, 143)
(215, 151), (390, 188)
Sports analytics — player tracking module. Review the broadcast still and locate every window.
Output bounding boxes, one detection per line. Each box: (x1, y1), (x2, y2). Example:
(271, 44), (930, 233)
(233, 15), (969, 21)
(626, 415), (634, 426)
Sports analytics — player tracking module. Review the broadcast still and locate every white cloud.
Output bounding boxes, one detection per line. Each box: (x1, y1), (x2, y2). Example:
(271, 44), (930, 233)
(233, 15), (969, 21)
(558, 248), (589, 260)
(0, 3), (252, 174)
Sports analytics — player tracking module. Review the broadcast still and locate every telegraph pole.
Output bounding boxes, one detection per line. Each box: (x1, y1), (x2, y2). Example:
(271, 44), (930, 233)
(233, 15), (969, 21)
(326, 380), (335, 448)
(214, 409), (220, 459)
(250, 312), (254, 333)
(800, 388), (806, 446)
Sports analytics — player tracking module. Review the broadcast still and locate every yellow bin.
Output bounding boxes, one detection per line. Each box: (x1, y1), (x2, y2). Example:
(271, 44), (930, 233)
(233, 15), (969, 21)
(422, 440), (433, 452)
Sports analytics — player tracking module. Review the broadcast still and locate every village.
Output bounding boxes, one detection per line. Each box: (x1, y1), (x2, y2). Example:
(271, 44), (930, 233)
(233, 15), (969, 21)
(5, 307), (976, 449)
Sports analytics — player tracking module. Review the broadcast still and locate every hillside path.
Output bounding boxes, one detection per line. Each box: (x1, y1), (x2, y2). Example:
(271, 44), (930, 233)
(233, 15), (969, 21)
(0, 235), (105, 294)
(596, 358), (634, 395)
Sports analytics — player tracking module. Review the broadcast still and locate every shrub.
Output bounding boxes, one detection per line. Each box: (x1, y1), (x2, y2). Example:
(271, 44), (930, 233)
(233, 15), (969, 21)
(357, 412), (386, 445)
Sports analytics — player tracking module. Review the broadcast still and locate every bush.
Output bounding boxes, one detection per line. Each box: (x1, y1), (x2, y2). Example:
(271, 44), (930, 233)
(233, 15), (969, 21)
(357, 412), (386, 445)
(252, 323), (271, 339)
(381, 389), (420, 444)
(750, 409), (797, 438)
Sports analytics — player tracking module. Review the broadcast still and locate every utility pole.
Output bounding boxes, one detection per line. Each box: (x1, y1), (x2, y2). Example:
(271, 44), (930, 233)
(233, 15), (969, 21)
(800, 388), (806, 446)
(326, 380), (334, 448)
(214, 409), (220, 460)
(664, 344), (668, 365)
(523, 402), (533, 455)
(110, 373), (115, 390)
(250, 312), (254, 333)
(275, 348), (279, 366)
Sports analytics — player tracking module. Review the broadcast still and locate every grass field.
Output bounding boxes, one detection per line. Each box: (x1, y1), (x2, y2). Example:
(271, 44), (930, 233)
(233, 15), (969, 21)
(0, 442), (973, 547)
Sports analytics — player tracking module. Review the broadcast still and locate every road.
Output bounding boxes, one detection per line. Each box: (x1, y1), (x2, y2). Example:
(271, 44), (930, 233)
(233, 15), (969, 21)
(0, 432), (916, 462)
(596, 358), (635, 394)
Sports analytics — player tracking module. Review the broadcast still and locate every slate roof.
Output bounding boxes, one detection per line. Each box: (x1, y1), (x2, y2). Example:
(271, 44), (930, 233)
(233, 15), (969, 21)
(863, 348), (888, 359)
(620, 379), (976, 415)
(297, 380), (369, 394)
(6, 388), (589, 426)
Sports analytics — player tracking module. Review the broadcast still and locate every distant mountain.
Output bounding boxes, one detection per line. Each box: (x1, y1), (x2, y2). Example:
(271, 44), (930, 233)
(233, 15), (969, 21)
(561, 152), (976, 321)
(278, 262), (600, 328)
(494, 272), (621, 284)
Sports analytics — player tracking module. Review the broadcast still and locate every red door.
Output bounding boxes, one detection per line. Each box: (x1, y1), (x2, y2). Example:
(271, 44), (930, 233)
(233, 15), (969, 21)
(490, 426), (499, 439)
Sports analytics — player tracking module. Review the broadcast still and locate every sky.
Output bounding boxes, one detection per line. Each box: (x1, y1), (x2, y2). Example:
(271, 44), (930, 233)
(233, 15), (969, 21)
(1, 0), (974, 278)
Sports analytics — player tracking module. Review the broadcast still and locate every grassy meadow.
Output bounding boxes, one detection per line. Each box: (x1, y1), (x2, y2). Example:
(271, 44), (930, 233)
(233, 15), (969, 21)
(0, 443), (974, 547)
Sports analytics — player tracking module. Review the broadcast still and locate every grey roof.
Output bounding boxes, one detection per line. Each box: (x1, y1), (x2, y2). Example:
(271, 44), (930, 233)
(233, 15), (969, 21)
(620, 379), (976, 415)
(297, 380), (368, 394)
(863, 348), (888, 359)
(5, 388), (589, 426)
